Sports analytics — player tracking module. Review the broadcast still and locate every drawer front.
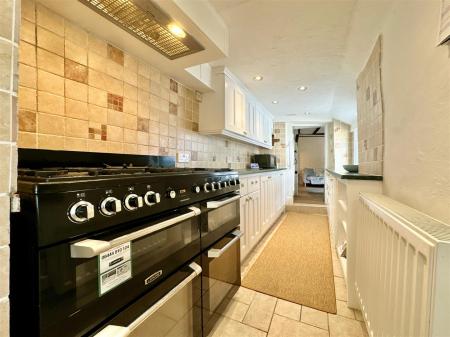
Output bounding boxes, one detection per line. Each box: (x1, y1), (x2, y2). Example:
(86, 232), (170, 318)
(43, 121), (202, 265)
(248, 176), (260, 193)
(239, 178), (249, 196)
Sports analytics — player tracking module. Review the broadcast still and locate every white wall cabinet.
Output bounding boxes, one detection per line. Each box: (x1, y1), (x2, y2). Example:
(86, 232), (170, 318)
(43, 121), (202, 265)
(200, 67), (273, 149)
(240, 171), (286, 261)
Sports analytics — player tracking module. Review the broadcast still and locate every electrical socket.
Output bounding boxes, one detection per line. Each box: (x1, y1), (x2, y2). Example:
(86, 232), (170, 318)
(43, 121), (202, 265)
(177, 151), (191, 163)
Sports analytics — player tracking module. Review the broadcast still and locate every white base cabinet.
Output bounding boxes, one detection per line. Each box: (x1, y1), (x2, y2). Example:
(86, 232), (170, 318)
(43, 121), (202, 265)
(240, 170), (286, 261)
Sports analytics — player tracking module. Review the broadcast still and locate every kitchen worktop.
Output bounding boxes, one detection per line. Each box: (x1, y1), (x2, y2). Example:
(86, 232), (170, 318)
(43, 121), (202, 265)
(326, 169), (383, 181)
(238, 168), (287, 175)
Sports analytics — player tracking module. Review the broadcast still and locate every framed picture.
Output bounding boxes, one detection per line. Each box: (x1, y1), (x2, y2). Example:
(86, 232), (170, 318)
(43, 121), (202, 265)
(438, 0), (450, 45)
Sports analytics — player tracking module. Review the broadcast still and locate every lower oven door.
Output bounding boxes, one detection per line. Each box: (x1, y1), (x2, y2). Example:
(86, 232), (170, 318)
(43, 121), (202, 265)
(91, 258), (202, 337)
(201, 192), (240, 249)
(202, 229), (242, 335)
(38, 206), (201, 337)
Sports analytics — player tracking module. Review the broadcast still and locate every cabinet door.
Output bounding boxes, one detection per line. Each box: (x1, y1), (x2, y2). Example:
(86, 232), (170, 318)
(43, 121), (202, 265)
(234, 86), (246, 134)
(224, 75), (236, 132)
(240, 196), (249, 261)
(251, 190), (261, 242)
(260, 175), (269, 231)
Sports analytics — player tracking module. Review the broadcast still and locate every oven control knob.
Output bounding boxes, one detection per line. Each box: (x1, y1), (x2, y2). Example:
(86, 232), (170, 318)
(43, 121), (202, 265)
(166, 188), (177, 199)
(100, 196), (122, 216)
(221, 181), (227, 188)
(214, 181), (222, 190)
(124, 193), (143, 211)
(144, 191), (160, 206)
(69, 200), (95, 223)
(192, 185), (201, 193)
(203, 182), (212, 192)
(235, 178), (240, 185)
(229, 179), (236, 186)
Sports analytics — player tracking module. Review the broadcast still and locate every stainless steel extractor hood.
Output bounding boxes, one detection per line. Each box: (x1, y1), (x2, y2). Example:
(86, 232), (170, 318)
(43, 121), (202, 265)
(79, 0), (204, 60)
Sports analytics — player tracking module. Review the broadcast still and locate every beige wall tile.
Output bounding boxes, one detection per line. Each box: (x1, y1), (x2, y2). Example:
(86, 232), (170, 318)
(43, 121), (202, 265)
(65, 137), (87, 151)
(65, 21), (87, 47)
(18, 131), (37, 148)
(66, 118), (88, 138)
(37, 48), (64, 76)
(124, 53), (138, 72)
(123, 83), (137, 100)
(88, 34), (107, 57)
(0, 246), (10, 298)
(107, 141), (123, 153)
(65, 40), (87, 65)
(107, 109), (123, 127)
(36, 4), (64, 36)
(19, 63), (36, 89)
(123, 129), (137, 143)
(107, 125), (123, 142)
(137, 144), (148, 154)
(123, 98), (137, 115)
(106, 59), (123, 80)
(123, 114), (137, 130)
(88, 104), (107, 124)
(37, 113), (64, 135)
(65, 98), (88, 120)
(0, 41), (12, 91)
(137, 131), (148, 145)
(18, 86), (36, 110)
(20, 18), (35, 44)
(87, 139), (107, 152)
(38, 91), (64, 115)
(124, 67), (137, 86)
(123, 142), (137, 154)
(37, 69), (64, 95)
(37, 26), (64, 56)
(38, 134), (64, 149)
(88, 51), (106, 73)
(0, 92), (11, 141)
(19, 41), (36, 67)
(65, 79), (87, 102)
(22, 0), (36, 23)
(88, 86), (107, 107)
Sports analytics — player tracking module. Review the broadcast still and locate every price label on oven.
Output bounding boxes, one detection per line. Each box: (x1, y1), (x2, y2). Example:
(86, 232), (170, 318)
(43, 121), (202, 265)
(98, 242), (132, 296)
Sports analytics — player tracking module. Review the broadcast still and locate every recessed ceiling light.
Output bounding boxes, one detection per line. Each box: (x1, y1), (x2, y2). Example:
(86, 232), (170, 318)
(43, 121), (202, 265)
(298, 86), (308, 91)
(304, 112), (311, 115)
(272, 100), (278, 104)
(286, 113), (296, 116)
(253, 75), (263, 81)
(167, 23), (186, 38)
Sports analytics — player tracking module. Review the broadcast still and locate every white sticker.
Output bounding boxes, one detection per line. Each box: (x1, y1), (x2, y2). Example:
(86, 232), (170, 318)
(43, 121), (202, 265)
(98, 242), (132, 296)
(99, 261), (132, 296)
(99, 242), (131, 274)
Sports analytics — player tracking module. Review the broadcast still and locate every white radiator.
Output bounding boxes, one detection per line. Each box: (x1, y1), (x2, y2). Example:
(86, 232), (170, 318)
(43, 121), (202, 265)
(356, 193), (450, 337)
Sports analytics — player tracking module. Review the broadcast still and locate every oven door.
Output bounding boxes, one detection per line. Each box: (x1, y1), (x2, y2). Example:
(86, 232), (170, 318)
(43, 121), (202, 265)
(91, 258), (202, 337)
(202, 229), (242, 335)
(201, 192), (240, 249)
(38, 206), (201, 337)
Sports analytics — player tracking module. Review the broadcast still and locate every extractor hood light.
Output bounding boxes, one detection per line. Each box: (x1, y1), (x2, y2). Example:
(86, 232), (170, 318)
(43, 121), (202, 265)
(272, 100), (278, 104)
(298, 86), (308, 91)
(168, 23), (186, 39)
(253, 75), (263, 81)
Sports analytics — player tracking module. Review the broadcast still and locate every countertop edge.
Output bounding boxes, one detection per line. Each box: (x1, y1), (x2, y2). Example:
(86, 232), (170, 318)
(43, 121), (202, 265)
(326, 169), (383, 181)
(238, 168), (287, 175)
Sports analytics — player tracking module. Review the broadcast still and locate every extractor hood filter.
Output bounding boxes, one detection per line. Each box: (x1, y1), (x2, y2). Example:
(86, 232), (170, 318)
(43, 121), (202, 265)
(79, 0), (204, 59)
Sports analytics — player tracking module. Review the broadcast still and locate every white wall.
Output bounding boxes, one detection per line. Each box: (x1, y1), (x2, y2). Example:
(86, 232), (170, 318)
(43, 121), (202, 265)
(298, 137), (325, 172)
(381, 0), (450, 223)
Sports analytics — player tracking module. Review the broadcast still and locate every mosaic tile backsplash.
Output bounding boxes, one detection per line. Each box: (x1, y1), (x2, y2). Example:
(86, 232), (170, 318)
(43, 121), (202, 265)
(17, 0), (262, 169)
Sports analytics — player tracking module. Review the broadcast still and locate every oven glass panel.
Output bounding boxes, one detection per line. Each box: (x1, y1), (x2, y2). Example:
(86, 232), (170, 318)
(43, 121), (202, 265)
(207, 201), (239, 232)
(38, 214), (200, 337)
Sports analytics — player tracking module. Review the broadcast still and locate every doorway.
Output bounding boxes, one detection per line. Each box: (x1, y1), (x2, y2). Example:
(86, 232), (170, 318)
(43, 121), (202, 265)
(294, 127), (325, 205)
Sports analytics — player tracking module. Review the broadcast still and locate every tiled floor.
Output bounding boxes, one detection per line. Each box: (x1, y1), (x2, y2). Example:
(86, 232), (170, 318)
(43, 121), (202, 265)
(208, 213), (368, 337)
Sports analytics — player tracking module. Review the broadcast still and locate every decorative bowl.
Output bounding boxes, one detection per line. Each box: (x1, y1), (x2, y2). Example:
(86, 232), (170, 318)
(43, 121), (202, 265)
(343, 164), (359, 173)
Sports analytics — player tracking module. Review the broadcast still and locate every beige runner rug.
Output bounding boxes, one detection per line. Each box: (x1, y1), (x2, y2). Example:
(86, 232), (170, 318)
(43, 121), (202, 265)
(242, 212), (337, 313)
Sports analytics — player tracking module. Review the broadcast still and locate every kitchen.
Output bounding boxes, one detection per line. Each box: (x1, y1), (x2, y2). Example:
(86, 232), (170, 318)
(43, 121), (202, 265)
(1, 1), (449, 337)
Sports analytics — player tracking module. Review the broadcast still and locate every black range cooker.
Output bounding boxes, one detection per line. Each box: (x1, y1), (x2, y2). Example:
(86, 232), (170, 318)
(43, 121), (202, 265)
(11, 149), (242, 337)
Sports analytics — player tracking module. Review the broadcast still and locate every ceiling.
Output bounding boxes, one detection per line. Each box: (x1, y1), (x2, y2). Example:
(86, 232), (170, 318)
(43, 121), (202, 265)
(209, 0), (392, 126)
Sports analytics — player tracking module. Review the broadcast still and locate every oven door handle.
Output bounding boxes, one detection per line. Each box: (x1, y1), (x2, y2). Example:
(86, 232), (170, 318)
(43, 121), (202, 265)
(92, 262), (202, 337)
(206, 194), (240, 209)
(207, 229), (242, 258)
(70, 206), (201, 258)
